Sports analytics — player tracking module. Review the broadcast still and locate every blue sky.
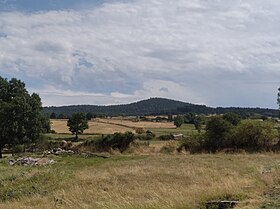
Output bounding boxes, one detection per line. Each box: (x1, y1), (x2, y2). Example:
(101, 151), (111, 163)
(0, 0), (280, 108)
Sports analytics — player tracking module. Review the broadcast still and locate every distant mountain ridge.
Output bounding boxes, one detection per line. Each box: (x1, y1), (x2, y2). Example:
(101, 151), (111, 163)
(43, 98), (278, 118)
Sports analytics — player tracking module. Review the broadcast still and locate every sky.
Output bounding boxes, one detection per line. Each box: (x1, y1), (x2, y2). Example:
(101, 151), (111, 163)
(0, 0), (280, 108)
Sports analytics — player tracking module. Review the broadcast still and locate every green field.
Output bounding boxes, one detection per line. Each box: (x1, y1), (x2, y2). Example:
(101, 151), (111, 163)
(150, 124), (198, 137)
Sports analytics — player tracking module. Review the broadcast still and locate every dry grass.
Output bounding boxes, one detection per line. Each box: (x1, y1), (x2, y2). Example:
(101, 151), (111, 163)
(51, 119), (133, 134)
(97, 118), (175, 129)
(1, 153), (279, 209)
(51, 119), (176, 135)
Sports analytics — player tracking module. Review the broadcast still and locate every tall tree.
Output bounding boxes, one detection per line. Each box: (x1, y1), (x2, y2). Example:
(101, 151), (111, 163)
(67, 112), (89, 139)
(0, 77), (45, 158)
(174, 115), (184, 128)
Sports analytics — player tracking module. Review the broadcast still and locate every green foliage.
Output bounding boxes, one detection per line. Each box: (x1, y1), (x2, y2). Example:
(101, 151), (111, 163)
(145, 130), (155, 140)
(84, 132), (135, 152)
(194, 116), (203, 132)
(178, 133), (205, 153)
(178, 116), (279, 153)
(50, 112), (56, 119)
(86, 112), (93, 121)
(205, 116), (232, 152)
(158, 134), (174, 141)
(174, 115), (184, 128)
(0, 77), (45, 157)
(136, 130), (155, 141)
(184, 112), (196, 124)
(43, 98), (278, 118)
(229, 120), (277, 151)
(40, 114), (51, 133)
(222, 112), (241, 126)
(67, 112), (89, 139)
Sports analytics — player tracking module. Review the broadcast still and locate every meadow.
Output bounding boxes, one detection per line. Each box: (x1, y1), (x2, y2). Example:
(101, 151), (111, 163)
(0, 118), (279, 209)
(0, 153), (279, 209)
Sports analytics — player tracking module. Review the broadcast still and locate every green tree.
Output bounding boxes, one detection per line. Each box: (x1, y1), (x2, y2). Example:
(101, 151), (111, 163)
(67, 112), (89, 139)
(205, 116), (232, 152)
(184, 113), (196, 124)
(222, 112), (241, 126)
(86, 112), (93, 121)
(50, 112), (56, 119)
(230, 120), (277, 151)
(0, 77), (45, 158)
(174, 115), (184, 128)
(194, 116), (203, 132)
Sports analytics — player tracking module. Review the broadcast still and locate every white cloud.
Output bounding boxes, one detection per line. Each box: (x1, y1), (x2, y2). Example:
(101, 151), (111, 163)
(1, 0), (280, 107)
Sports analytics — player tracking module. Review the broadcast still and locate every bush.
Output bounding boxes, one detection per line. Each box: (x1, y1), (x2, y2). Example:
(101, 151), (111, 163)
(177, 133), (205, 153)
(158, 134), (175, 141)
(178, 118), (279, 153)
(82, 132), (135, 153)
(136, 130), (155, 141)
(174, 115), (184, 128)
(160, 141), (177, 154)
(205, 116), (233, 152)
(229, 120), (278, 151)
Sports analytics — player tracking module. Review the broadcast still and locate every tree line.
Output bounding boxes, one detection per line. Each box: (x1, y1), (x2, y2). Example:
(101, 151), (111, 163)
(43, 98), (278, 118)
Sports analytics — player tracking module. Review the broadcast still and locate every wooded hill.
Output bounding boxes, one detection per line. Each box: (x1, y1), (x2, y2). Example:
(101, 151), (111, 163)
(43, 98), (278, 118)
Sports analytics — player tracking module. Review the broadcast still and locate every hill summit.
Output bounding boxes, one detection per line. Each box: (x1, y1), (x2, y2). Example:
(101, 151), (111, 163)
(43, 97), (278, 118)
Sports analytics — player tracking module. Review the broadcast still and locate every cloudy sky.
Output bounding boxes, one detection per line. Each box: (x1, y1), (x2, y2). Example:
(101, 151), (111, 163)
(0, 0), (280, 108)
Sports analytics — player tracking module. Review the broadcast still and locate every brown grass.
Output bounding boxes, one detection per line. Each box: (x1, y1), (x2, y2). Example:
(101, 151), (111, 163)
(51, 119), (176, 135)
(51, 119), (134, 134)
(97, 118), (175, 129)
(1, 153), (279, 209)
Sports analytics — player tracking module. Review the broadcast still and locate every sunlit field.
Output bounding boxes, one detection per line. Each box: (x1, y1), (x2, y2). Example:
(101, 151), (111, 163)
(0, 153), (279, 209)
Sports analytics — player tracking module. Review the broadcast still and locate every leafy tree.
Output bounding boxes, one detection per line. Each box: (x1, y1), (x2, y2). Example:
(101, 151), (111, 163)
(174, 115), (184, 128)
(222, 112), (241, 126)
(230, 120), (277, 151)
(205, 116), (232, 152)
(58, 113), (66, 119)
(41, 114), (51, 133)
(50, 112), (56, 119)
(0, 77), (45, 158)
(194, 116), (203, 132)
(86, 112), (93, 121)
(184, 112), (196, 124)
(67, 112), (89, 139)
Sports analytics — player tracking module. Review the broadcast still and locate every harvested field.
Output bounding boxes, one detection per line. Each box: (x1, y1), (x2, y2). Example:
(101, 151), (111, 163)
(51, 119), (133, 134)
(97, 118), (176, 129)
(51, 119), (176, 135)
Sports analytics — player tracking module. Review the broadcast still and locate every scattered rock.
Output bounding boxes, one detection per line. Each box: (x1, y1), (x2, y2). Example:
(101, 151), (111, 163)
(9, 157), (54, 166)
(44, 148), (75, 155)
(206, 200), (239, 209)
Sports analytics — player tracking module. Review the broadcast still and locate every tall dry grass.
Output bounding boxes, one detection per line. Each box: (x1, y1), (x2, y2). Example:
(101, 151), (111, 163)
(1, 153), (279, 209)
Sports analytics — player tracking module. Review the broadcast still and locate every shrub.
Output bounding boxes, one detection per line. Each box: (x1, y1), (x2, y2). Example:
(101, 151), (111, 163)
(205, 116), (233, 152)
(136, 130), (155, 141)
(230, 120), (278, 151)
(83, 132), (135, 153)
(174, 115), (184, 128)
(160, 141), (177, 154)
(158, 134), (175, 141)
(177, 133), (205, 153)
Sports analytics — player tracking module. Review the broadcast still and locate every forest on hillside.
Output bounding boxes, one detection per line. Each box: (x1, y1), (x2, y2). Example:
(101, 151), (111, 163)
(43, 98), (278, 118)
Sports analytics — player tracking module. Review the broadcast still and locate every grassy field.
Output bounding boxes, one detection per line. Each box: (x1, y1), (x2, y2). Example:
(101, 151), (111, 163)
(150, 124), (197, 136)
(0, 153), (279, 209)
